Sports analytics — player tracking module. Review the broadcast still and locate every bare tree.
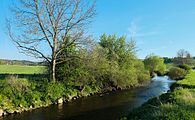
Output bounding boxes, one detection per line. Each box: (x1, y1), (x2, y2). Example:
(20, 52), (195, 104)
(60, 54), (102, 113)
(174, 49), (193, 65)
(7, 0), (96, 81)
(177, 49), (188, 58)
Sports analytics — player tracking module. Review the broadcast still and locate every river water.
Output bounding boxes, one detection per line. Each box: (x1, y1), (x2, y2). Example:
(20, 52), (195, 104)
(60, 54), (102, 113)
(2, 76), (175, 120)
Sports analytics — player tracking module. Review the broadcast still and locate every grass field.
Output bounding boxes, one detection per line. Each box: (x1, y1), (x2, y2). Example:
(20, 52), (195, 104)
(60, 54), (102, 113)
(0, 65), (46, 74)
(177, 70), (195, 86)
(126, 70), (195, 120)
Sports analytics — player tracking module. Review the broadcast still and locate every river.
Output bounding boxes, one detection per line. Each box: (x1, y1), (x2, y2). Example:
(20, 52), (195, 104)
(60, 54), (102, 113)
(2, 76), (175, 120)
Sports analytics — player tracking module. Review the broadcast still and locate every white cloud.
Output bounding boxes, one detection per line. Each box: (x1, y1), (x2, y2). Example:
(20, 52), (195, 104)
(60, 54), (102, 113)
(127, 18), (159, 39)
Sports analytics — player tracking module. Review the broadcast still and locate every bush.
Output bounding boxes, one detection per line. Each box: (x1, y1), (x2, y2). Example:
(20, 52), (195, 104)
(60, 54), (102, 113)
(177, 64), (191, 71)
(4, 75), (30, 93)
(25, 91), (42, 107)
(137, 71), (151, 84)
(144, 54), (166, 76)
(113, 68), (138, 89)
(81, 85), (93, 96)
(46, 82), (65, 102)
(0, 94), (12, 108)
(168, 67), (187, 80)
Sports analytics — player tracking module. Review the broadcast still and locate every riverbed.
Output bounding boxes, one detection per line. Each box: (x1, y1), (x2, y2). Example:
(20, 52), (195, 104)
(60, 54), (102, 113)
(1, 76), (175, 120)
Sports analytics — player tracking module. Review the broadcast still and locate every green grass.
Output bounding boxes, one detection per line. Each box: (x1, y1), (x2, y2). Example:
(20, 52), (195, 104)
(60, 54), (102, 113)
(126, 70), (195, 120)
(0, 65), (46, 74)
(177, 70), (195, 86)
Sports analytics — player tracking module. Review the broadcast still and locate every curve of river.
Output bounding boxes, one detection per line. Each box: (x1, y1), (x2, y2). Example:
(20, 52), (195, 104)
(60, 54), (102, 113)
(2, 76), (175, 120)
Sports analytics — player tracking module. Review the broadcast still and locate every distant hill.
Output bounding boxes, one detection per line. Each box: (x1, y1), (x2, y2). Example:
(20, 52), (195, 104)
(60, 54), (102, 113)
(0, 59), (46, 66)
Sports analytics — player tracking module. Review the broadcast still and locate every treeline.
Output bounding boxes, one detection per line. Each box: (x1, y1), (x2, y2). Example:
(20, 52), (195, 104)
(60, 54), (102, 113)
(165, 49), (194, 80)
(0, 34), (153, 116)
(163, 49), (195, 65)
(0, 59), (45, 66)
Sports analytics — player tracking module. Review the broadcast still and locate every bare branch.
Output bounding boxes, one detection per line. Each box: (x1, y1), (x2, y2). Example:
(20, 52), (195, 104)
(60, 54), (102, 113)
(8, 0), (96, 81)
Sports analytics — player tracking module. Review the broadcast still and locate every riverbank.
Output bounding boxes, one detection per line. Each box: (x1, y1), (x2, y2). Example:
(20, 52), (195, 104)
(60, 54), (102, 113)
(1, 76), (173, 120)
(0, 78), (97, 117)
(124, 70), (195, 120)
(0, 75), (151, 118)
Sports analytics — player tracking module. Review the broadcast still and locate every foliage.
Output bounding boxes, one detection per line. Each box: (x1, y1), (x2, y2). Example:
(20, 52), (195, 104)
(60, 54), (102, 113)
(127, 71), (195, 120)
(163, 57), (173, 64)
(56, 34), (150, 90)
(144, 54), (166, 76)
(8, 0), (96, 81)
(6, 76), (30, 92)
(0, 34), (152, 115)
(46, 82), (65, 102)
(97, 34), (150, 88)
(168, 67), (187, 80)
(177, 64), (191, 71)
(166, 63), (174, 70)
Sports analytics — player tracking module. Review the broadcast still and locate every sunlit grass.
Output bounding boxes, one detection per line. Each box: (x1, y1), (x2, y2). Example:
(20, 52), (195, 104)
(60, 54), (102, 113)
(0, 65), (46, 74)
(177, 70), (195, 86)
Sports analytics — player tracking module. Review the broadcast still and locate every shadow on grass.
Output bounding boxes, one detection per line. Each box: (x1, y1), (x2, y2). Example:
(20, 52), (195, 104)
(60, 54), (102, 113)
(170, 83), (195, 90)
(0, 74), (48, 81)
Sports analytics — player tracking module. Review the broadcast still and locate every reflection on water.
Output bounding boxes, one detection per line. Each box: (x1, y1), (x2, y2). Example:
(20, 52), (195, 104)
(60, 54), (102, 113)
(2, 76), (175, 120)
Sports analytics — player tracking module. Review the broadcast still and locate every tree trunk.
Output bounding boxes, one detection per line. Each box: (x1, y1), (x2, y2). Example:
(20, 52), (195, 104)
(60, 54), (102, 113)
(51, 39), (57, 82)
(51, 58), (56, 82)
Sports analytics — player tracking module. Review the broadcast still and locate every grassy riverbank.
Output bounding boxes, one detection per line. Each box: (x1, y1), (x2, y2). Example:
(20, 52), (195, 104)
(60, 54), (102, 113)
(0, 76), (101, 116)
(0, 63), (150, 117)
(0, 75), (151, 117)
(124, 70), (195, 120)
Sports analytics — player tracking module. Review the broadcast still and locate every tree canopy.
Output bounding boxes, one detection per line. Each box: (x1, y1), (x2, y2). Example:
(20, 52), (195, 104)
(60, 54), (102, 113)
(8, 0), (96, 81)
(144, 54), (166, 76)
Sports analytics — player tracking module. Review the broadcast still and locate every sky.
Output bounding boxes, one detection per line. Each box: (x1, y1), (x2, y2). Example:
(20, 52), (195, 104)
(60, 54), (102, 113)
(1, 0), (195, 61)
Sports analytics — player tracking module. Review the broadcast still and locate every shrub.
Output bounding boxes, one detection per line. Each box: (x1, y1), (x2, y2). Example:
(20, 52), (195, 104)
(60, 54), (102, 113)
(81, 85), (93, 96)
(144, 54), (166, 76)
(134, 60), (150, 84)
(64, 87), (78, 99)
(6, 75), (30, 93)
(46, 82), (65, 102)
(25, 91), (42, 107)
(137, 71), (151, 84)
(12, 95), (28, 107)
(0, 84), (15, 99)
(0, 94), (11, 108)
(114, 69), (138, 88)
(168, 67), (187, 80)
(177, 64), (191, 71)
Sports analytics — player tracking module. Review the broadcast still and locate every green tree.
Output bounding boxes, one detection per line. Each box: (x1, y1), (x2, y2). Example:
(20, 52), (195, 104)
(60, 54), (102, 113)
(56, 34), (150, 90)
(98, 34), (149, 88)
(144, 54), (166, 76)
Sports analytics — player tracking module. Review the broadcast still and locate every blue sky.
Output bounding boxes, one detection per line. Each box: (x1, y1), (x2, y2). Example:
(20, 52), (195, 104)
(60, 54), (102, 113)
(1, 0), (195, 60)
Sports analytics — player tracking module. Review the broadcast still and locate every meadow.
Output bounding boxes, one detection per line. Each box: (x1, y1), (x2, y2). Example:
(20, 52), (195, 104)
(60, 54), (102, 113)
(0, 65), (45, 74)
